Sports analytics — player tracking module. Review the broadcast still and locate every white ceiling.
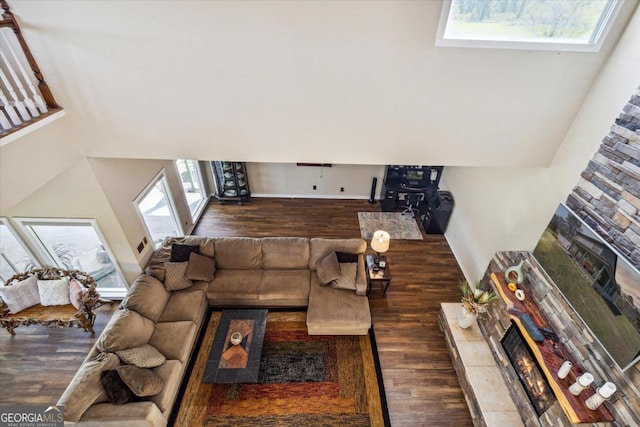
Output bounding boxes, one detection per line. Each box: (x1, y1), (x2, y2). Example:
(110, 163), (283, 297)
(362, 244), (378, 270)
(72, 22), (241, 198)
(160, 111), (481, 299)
(9, 0), (639, 167)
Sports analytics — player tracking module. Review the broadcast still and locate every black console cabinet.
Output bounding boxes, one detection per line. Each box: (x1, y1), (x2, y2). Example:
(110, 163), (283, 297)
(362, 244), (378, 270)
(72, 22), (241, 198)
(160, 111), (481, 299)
(380, 165), (444, 212)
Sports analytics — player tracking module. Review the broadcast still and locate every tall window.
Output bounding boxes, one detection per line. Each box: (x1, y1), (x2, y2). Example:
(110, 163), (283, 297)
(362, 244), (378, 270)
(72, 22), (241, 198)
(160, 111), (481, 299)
(176, 160), (207, 220)
(436, 0), (621, 51)
(0, 218), (38, 282)
(135, 170), (181, 248)
(14, 218), (127, 297)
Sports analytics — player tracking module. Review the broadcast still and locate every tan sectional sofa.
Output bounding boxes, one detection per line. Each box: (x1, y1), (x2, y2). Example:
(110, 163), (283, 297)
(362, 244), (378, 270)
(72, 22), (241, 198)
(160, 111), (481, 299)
(57, 236), (371, 426)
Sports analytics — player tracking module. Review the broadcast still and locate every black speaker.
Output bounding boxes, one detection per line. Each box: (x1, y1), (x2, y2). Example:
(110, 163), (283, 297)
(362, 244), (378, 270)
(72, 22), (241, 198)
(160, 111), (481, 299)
(368, 177), (377, 204)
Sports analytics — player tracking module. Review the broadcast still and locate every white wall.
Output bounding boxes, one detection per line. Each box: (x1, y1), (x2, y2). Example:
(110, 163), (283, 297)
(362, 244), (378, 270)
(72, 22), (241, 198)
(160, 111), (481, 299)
(2, 159), (140, 284)
(444, 5), (640, 282)
(248, 163), (385, 199)
(5, 0), (636, 177)
(0, 116), (83, 212)
(88, 157), (196, 265)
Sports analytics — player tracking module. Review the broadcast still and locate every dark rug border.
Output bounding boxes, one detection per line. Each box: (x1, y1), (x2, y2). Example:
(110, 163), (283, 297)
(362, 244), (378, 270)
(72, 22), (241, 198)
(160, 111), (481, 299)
(169, 309), (391, 427)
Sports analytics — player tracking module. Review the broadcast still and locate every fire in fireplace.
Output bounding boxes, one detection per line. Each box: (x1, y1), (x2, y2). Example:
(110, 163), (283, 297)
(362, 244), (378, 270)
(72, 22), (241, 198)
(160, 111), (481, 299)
(502, 323), (556, 415)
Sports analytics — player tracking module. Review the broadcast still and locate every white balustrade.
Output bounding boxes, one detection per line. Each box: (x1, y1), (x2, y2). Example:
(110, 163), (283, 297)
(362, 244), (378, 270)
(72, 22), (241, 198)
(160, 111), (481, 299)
(1, 31), (46, 114)
(0, 25), (53, 135)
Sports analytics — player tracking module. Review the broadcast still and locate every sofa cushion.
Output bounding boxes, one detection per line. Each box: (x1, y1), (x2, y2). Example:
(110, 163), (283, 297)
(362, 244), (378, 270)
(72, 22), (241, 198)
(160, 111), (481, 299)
(214, 238), (262, 269)
(0, 275), (40, 314)
(96, 309), (155, 353)
(259, 270), (310, 301)
(185, 252), (215, 281)
(101, 370), (135, 405)
(121, 275), (170, 322)
(261, 237), (310, 269)
(331, 263), (358, 291)
(149, 321), (197, 362)
(151, 360), (183, 416)
(207, 270), (262, 300)
(116, 344), (166, 368)
(316, 251), (341, 285)
(164, 262), (193, 291)
(38, 278), (71, 306)
(117, 365), (163, 397)
(309, 238), (367, 270)
(57, 352), (121, 422)
(158, 289), (207, 323)
(170, 244), (199, 262)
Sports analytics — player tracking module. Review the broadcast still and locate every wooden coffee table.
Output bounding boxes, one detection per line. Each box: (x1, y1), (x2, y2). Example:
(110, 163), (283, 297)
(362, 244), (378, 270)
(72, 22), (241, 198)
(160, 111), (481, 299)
(202, 309), (268, 383)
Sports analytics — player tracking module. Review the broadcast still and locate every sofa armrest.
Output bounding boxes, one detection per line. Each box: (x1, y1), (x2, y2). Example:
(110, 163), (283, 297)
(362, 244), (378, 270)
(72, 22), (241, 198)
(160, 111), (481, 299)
(355, 254), (367, 296)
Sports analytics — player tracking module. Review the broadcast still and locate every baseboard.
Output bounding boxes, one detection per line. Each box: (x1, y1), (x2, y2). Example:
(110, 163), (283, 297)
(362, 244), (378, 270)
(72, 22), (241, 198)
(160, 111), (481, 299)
(251, 193), (371, 200)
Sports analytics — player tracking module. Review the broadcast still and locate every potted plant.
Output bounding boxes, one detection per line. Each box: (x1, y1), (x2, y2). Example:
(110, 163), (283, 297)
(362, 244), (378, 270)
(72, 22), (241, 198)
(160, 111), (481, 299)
(457, 280), (498, 329)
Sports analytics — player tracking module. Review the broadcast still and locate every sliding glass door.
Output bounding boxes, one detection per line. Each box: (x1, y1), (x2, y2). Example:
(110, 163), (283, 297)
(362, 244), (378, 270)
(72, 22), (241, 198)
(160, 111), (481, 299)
(15, 218), (127, 297)
(135, 170), (181, 248)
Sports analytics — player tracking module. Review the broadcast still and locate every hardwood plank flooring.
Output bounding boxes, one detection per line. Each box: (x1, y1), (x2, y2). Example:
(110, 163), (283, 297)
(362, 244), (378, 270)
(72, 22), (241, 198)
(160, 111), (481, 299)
(0, 197), (474, 426)
(193, 198), (473, 426)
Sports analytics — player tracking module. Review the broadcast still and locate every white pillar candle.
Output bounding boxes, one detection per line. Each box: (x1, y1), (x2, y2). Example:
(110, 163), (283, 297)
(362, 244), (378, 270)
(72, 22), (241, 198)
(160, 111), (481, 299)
(557, 360), (572, 379)
(598, 382), (616, 399)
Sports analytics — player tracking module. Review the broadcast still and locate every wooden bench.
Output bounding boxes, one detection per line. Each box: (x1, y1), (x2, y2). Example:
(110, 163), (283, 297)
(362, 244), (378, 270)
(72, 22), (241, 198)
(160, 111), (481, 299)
(0, 267), (100, 336)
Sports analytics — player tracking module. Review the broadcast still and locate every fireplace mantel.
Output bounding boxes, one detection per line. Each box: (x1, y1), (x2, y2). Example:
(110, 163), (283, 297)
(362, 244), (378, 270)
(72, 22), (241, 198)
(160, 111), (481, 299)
(490, 272), (614, 423)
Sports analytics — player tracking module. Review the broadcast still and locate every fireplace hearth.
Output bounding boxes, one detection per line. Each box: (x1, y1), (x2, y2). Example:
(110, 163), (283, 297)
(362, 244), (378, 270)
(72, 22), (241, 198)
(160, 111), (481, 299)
(502, 322), (556, 416)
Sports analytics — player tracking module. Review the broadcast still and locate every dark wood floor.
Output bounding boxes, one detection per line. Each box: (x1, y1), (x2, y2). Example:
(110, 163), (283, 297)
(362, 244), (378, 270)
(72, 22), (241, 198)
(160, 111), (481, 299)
(0, 198), (473, 426)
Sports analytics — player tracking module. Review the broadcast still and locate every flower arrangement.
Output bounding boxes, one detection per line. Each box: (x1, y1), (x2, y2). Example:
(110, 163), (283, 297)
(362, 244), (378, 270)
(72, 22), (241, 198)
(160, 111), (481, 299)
(460, 280), (498, 314)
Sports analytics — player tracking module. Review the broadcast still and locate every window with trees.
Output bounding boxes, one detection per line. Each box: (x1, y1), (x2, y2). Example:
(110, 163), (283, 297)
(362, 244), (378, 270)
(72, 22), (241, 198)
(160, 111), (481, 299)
(436, 0), (621, 51)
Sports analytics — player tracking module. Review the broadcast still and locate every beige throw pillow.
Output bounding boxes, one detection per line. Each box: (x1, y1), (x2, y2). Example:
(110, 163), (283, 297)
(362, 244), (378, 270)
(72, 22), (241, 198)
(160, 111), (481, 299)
(185, 252), (215, 281)
(116, 344), (166, 368)
(117, 365), (163, 397)
(164, 262), (193, 291)
(38, 278), (71, 306)
(0, 275), (40, 313)
(331, 262), (358, 290)
(316, 252), (341, 285)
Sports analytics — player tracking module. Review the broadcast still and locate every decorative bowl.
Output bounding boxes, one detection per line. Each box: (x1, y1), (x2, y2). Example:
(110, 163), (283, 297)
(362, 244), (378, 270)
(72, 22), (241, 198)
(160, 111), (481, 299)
(230, 332), (243, 346)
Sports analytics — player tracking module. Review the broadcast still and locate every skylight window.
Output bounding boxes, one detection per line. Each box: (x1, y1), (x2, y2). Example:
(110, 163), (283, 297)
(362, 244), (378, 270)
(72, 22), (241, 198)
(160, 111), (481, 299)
(436, 0), (622, 52)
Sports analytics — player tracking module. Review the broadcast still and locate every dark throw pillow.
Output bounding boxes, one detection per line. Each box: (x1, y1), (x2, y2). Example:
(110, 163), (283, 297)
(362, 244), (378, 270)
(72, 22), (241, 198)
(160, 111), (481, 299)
(336, 252), (359, 263)
(170, 244), (199, 262)
(100, 369), (134, 405)
(316, 252), (342, 285)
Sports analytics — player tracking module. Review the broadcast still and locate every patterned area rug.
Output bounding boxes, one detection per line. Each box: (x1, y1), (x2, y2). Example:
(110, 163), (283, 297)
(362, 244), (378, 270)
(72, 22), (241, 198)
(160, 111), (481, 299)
(172, 311), (389, 427)
(358, 212), (423, 240)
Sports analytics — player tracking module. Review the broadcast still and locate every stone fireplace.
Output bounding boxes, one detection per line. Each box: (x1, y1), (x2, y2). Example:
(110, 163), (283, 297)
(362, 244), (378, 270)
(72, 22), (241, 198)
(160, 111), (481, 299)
(474, 251), (639, 426)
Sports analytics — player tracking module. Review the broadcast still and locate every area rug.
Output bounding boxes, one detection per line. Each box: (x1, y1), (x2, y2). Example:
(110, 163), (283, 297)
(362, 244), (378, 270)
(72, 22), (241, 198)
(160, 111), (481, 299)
(358, 212), (423, 240)
(172, 311), (389, 427)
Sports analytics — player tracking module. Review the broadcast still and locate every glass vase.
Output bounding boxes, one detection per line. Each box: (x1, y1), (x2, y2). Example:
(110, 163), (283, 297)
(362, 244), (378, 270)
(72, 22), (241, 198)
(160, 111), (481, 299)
(457, 305), (477, 329)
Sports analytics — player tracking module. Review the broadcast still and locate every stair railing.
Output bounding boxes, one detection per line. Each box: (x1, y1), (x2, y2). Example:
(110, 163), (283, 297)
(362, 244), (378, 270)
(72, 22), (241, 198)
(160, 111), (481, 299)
(0, 0), (61, 138)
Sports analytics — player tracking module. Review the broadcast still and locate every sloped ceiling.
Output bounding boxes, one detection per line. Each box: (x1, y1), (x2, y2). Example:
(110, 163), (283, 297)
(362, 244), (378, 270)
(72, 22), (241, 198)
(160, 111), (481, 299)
(9, 0), (638, 166)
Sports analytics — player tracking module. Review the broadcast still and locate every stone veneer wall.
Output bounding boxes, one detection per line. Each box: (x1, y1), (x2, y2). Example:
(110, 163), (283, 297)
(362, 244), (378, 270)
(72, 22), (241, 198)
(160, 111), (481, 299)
(567, 86), (640, 271)
(479, 252), (640, 427)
